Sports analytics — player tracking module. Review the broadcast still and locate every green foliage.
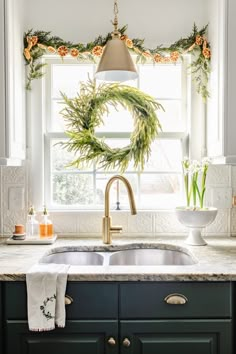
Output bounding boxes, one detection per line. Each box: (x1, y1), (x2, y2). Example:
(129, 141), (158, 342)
(23, 24), (211, 99)
(60, 79), (163, 172)
(25, 61), (47, 90)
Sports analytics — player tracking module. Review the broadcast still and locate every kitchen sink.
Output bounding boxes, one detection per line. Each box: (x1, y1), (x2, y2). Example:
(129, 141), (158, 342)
(40, 246), (196, 266)
(40, 251), (104, 266)
(108, 248), (195, 266)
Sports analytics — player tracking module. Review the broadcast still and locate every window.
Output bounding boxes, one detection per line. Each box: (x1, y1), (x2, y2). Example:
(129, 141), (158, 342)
(42, 57), (189, 210)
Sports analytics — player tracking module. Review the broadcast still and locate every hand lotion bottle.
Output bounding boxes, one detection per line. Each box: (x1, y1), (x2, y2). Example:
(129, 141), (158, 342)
(39, 206), (53, 238)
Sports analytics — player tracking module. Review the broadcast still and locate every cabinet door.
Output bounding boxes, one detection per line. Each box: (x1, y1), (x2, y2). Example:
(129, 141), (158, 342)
(7, 320), (118, 354)
(120, 320), (232, 354)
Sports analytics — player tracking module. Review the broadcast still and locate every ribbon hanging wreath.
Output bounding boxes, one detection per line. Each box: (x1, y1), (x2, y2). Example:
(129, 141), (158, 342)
(60, 79), (163, 172)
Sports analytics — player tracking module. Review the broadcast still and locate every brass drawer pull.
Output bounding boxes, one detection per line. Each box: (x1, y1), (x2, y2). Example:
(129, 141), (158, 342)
(107, 337), (116, 346)
(65, 294), (73, 305)
(164, 293), (188, 305)
(122, 338), (131, 347)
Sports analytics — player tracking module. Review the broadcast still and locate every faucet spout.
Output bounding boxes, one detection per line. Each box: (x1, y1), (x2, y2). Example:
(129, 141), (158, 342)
(103, 175), (137, 244)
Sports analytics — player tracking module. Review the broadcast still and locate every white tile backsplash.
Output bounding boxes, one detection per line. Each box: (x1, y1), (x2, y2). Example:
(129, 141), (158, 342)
(206, 164), (231, 186)
(210, 187), (232, 209)
(0, 163), (236, 237)
(2, 166), (26, 185)
(127, 212), (153, 234)
(52, 212), (77, 234)
(204, 209), (230, 235)
(154, 211), (187, 234)
(79, 212), (103, 234)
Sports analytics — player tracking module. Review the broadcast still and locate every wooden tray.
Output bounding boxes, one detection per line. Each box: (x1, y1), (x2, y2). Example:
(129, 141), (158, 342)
(6, 235), (57, 245)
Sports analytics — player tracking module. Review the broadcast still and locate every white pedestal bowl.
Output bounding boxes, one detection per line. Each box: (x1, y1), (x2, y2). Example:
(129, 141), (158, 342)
(175, 207), (218, 246)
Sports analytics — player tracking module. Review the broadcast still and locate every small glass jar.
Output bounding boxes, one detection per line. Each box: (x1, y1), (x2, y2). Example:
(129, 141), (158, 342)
(26, 206), (39, 237)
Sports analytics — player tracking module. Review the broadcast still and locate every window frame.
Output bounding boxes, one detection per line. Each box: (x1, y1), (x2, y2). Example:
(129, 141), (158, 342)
(28, 54), (203, 211)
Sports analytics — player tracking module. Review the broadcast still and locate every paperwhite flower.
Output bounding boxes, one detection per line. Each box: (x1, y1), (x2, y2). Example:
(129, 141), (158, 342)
(202, 156), (210, 167)
(190, 160), (201, 173)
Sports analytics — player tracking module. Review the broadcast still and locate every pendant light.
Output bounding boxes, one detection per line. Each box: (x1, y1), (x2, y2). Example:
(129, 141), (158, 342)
(95, 0), (138, 82)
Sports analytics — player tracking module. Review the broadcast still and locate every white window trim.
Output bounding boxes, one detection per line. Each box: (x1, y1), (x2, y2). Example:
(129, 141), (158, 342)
(27, 54), (204, 211)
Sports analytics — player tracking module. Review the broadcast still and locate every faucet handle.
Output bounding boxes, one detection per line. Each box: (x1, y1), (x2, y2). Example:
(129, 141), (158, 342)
(110, 225), (122, 234)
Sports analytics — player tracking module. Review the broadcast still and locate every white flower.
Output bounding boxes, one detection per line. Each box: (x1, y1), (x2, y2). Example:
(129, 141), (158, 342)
(191, 160), (201, 173)
(202, 156), (210, 167)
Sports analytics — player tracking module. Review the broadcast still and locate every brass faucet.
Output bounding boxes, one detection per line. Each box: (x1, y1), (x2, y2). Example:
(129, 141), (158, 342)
(102, 175), (137, 244)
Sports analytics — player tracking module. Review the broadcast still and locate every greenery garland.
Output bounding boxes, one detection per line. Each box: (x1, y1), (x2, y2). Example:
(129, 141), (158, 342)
(60, 79), (163, 172)
(23, 24), (211, 100)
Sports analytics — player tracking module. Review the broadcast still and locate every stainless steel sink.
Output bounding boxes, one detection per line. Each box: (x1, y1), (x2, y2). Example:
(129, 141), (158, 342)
(40, 246), (196, 266)
(40, 251), (104, 266)
(108, 248), (195, 266)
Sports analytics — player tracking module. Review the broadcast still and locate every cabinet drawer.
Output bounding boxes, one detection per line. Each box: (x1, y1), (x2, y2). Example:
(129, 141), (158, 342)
(119, 282), (232, 319)
(4, 282), (118, 320)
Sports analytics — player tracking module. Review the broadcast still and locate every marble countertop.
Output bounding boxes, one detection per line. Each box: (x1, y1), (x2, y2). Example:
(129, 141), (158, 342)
(1, 236), (236, 281)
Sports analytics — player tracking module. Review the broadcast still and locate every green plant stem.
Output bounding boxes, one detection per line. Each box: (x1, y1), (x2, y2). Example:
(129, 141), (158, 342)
(184, 174), (189, 207)
(199, 166), (207, 208)
(192, 172), (198, 208)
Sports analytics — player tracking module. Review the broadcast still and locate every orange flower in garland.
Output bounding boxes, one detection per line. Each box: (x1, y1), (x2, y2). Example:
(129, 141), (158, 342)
(70, 48), (79, 57)
(31, 36), (38, 46)
(26, 37), (33, 51)
(202, 47), (211, 59)
(120, 35), (128, 41)
(170, 51), (179, 62)
(47, 46), (56, 53)
(26, 36), (38, 51)
(24, 48), (31, 61)
(154, 53), (162, 63)
(142, 51), (152, 58)
(57, 45), (69, 57)
(126, 38), (133, 48)
(195, 35), (203, 46)
(92, 46), (103, 57)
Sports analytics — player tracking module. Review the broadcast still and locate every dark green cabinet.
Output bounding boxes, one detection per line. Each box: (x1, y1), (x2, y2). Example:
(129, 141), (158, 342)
(6, 320), (118, 354)
(4, 282), (119, 354)
(2, 281), (233, 354)
(120, 320), (232, 354)
(119, 282), (233, 354)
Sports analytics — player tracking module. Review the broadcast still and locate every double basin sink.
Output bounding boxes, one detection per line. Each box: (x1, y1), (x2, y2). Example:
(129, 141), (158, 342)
(40, 245), (197, 266)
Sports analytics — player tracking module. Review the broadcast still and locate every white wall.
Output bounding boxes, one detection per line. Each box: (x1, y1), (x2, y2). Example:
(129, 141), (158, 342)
(24, 0), (208, 46)
(5, 0), (26, 160)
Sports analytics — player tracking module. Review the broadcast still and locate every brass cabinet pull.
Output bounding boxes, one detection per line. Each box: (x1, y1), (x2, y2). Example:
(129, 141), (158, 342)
(64, 294), (73, 305)
(107, 337), (116, 346)
(164, 293), (188, 305)
(122, 338), (131, 347)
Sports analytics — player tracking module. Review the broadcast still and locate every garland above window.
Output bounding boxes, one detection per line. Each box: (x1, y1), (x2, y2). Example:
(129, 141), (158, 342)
(23, 23), (210, 100)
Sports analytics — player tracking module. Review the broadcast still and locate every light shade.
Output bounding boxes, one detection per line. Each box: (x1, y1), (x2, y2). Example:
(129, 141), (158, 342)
(95, 37), (138, 81)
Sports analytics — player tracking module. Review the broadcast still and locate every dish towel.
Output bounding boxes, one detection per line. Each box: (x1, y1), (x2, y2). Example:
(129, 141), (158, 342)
(26, 263), (70, 331)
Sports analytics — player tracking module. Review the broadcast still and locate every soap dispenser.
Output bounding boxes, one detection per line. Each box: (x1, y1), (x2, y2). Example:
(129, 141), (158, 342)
(26, 206), (39, 237)
(39, 205), (53, 238)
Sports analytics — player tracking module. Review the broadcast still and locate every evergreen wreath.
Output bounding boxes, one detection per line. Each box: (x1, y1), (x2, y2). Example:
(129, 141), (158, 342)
(60, 79), (163, 172)
(23, 23), (210, 100)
